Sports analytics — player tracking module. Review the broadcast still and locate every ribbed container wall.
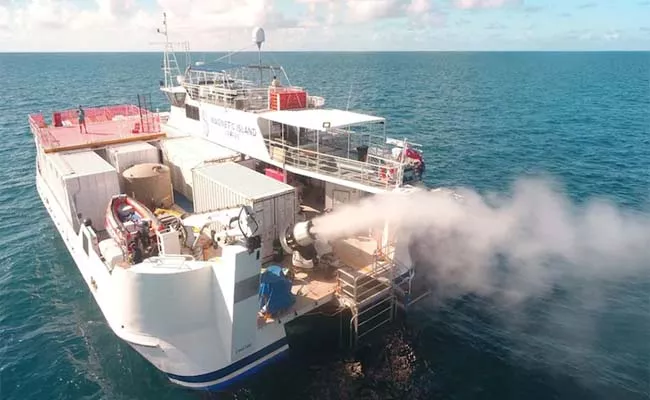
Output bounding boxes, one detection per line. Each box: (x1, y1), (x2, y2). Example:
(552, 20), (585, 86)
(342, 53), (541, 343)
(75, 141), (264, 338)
(43, 151), (120, 231)
(193, 174), (248, 212)
(192, 162), (297, 261)
(159, 137), (240, 201)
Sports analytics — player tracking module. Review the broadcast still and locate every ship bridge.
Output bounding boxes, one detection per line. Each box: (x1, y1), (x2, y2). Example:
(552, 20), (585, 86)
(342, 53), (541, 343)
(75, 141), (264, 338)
(178, 61), (324, 112)
(257, 108), (423, 193)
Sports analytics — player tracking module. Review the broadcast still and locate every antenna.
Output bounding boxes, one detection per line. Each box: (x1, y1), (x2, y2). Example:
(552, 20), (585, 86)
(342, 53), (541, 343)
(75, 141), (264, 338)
(151, 13), (189, 88)
(156, 13), (170, 87)
(156, 12), (169, 43)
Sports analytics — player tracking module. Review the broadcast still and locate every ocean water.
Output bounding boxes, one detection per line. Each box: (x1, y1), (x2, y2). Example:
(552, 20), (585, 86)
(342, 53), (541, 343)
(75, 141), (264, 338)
(0, 51), (649, 400)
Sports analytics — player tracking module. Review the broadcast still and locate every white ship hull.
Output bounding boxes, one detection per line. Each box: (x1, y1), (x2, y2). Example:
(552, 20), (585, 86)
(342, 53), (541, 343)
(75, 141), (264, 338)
(29, 21), (427, 393)
(35, 167), (293, 390)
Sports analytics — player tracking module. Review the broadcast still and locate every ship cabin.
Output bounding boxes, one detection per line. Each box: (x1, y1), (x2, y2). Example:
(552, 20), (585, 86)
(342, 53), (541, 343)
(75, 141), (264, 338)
(257, 108), (425, 192)
(166, 61), (425, 192)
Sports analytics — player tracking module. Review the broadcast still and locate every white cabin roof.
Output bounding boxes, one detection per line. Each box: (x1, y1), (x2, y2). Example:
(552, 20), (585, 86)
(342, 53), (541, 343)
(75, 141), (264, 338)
(259, 109), (385, 131)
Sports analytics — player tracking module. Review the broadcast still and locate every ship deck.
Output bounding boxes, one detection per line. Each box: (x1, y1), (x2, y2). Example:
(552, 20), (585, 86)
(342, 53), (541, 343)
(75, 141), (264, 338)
(29, 105), (166, 153)
(258, 233), (390, 326)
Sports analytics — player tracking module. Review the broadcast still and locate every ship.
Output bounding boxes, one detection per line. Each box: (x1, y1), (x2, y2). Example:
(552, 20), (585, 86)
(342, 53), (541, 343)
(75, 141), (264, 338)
(29, 14), (432, 391)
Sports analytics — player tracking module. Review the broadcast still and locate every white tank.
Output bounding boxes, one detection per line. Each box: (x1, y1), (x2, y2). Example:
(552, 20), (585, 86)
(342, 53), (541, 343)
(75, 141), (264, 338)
(123, 163), (174, 210)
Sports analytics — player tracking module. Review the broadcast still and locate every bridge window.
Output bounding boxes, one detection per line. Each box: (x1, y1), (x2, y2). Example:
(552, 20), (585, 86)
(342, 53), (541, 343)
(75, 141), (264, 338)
(185, 104), (200, 121)
(165, 91), (186, 107)
(82, 233), (89, 255)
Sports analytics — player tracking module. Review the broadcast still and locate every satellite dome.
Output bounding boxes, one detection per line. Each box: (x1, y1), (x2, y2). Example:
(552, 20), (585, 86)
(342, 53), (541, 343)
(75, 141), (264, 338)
(252, 27), (265, 47)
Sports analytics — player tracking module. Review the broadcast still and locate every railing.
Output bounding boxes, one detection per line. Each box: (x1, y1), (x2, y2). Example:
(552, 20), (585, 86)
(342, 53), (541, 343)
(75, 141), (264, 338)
(374, 243), (427, 310)
(140, 255), (196, 270)
(29, 114), (59, 147)
(267, 139), (404, 190)
(337, 243), (397, 347)
(185, 81), (310, 112)
(338, 263), (393, 304)
(184, 83), (272, 111)
(30, 105), (159, 130)
(29, 104), (162, 151)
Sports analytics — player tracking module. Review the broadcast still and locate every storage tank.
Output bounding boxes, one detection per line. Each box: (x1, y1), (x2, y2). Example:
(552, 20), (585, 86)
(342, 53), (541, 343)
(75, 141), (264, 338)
(123, 163), (174, 210)
(105, 142), (160, 191)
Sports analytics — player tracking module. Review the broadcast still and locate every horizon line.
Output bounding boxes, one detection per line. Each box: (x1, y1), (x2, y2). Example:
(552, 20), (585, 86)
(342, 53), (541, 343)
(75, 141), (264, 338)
(1, 49), (649, 54)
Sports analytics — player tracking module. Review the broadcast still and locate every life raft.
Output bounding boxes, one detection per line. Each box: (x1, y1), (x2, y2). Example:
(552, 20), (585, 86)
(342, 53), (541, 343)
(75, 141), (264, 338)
(105, 194), (163, 254)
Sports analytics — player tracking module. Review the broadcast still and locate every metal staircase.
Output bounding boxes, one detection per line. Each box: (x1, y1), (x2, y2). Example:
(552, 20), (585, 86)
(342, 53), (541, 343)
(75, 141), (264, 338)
(337, 252), (398, 348)
(334, 242), (432, 348)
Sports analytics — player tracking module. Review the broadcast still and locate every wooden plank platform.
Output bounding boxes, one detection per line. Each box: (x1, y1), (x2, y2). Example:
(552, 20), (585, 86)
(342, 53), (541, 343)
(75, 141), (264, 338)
(259, 268), (337, 326)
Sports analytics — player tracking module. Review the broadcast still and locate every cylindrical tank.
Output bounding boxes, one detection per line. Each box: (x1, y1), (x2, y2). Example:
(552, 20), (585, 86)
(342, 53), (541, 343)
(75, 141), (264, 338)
(123, 163), (174, 210)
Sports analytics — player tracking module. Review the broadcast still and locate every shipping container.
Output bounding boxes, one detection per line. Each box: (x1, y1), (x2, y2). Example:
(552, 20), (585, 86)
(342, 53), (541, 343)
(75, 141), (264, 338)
(268, 89), (308, 111)
(192, 162), (297, 261)
(159, 137), (240, 201)
(43, 151), (120, 232)
(105, 142), (160, 191)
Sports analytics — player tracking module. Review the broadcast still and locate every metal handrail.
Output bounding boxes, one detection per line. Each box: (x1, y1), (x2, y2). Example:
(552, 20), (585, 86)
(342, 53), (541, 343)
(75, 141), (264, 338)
(268, 140), (404, 189)
(336, 252), (395, 304)
(141, 254), (196, 269)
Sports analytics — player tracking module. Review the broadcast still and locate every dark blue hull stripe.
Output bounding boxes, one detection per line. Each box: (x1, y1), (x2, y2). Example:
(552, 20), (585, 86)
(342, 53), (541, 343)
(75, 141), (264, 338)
(167, 337), (288, 384)
(201, 350), (289, 391)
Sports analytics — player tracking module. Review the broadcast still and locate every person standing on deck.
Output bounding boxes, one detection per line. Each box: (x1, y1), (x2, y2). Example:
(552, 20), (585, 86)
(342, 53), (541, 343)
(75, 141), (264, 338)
(77, 105), (87, 134)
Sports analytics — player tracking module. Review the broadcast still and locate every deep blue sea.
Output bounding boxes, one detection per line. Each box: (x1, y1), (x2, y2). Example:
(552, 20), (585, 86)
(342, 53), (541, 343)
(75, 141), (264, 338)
(0, 51), (649, 400)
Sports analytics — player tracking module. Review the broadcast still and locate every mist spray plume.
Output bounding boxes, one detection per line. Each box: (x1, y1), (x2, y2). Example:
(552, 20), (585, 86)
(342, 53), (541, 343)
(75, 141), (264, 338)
(311, 177), (650, 303)
(310, 177), (650, 392)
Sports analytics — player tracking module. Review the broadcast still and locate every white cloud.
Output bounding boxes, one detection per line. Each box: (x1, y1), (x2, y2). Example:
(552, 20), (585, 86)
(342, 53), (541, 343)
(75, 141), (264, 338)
(603, 30), (620, 41)
(346, 0), (401, 23)
(1, 0), (639, 51)
(454, 0), (520, 9)
(296, 0), (406, 26)
(17, 0), (76, 29)
(98, 0), (135, 16)
(407, 0), (431, 15)
(0, 6), (9, 29)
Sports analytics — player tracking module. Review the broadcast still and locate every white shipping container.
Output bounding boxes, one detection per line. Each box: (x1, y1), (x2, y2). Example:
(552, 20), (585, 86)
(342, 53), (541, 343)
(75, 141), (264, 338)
(192, 162), (297, 261)
(105, 142), (160, 191)
(45, 151), (120, 232)
(159, 137), (240, 201)
(40, 150), (71, 220)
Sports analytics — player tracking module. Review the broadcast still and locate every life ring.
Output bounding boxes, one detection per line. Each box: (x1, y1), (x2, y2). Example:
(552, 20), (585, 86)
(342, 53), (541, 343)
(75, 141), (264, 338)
(379, 166), (396, 180)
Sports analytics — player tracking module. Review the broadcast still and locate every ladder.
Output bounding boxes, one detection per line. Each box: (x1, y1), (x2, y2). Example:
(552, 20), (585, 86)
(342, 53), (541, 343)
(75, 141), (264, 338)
(389, 262), (432, 312)
(337, 257), (396, 348)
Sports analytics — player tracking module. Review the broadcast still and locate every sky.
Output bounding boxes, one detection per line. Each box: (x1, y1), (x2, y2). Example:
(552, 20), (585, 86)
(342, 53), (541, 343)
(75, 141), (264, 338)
(0, 0), (648, 51)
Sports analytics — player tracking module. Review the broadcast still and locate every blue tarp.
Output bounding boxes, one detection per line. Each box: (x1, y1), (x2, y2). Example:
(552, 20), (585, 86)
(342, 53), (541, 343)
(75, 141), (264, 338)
(258, 265), (295, 316)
